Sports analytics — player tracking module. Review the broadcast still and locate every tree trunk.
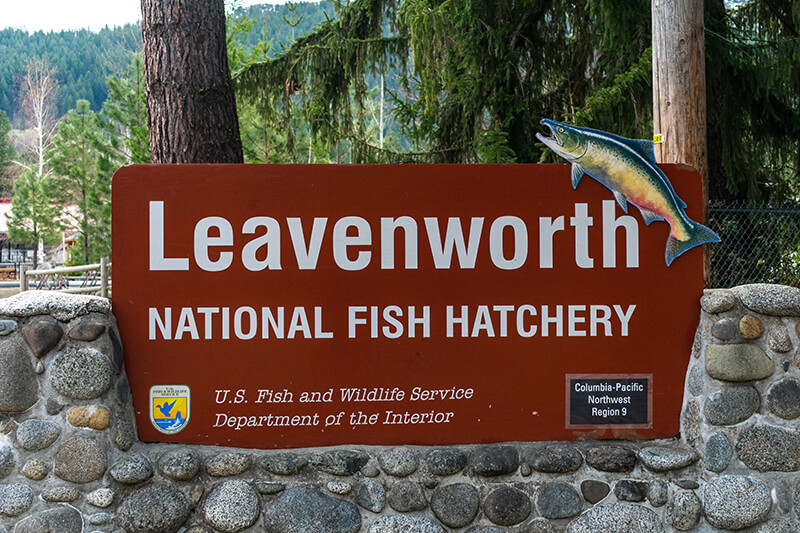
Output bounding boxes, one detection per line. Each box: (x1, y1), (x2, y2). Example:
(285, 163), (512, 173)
(652, 0), (708, 181)
(652, 0), (709, 281)
(141, 0), (243, 163)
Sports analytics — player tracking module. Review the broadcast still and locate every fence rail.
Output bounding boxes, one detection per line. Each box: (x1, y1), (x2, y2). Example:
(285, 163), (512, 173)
(20, 257), (111, 298)
(708, 201), (800, 288)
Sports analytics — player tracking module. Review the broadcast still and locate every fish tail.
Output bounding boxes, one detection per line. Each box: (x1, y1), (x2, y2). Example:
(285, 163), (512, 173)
(665, 221), (720, 266)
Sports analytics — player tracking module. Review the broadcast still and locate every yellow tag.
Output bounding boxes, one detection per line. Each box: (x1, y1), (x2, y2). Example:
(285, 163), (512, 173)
(653, 134), (664, 143)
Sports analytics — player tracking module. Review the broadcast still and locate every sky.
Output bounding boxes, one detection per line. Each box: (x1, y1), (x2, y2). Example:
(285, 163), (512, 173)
(2, 0), (282, 33)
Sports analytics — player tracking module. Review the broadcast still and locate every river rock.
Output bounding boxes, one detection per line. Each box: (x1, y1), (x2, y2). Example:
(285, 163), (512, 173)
(368, 516), (444, 533)
(159, 450), (201, 480)
(529, 445), (582, 473)
(116, 484), (191, 533)
(703, 475), (771, 529)
(21, 459), (46, 481)
(13, 507), (82, 533)
(580, 480), (610, 504)
(387, 480), (426, 512)
(536, 481), (582, 518)
(736, 425), (800, 471)
(66, 404), (111, 430)
(701, 289), (736, 314)
(523, 518), (559, 533)
(263, 486), (361, 533)
(50, 347), (115, 399)
(0, 320), (16, 336)
(0, 340), (37, 413)
(203, 480), (260, 532)
(585, 446), (637, 472)
(704, 432), (733, 472)
(54, 436), (107, 483)
(15, 419), (61, 451)
(41, 485), (80, 502)
(731, 284), (800, 316)
(687, 366), (704, 396)
(69, 319), (106, 341)
(259, 452), (308, 475)
(768, 324), (793, 353)
(356, 480), (386, 513)
(711, 318), (737, 340)
(88, 511), (113, 525)
(0, 446), (13, 481)
(739, 314), (764, 339)
(0, 483), (34, 516)
(766, 378), (800, 419)
(614, 480), (648, 502)
(379, 448), (418, 477)
(756, 519), (799, 533)
(566, 504), (664, 533)
(256, 482), (286, 495)
(21, 319), (62, 357)
(704, 386), (760, 425)
(327, 481), (352, 495)
(668, 490), (702, 531)
(705, 344), (774, 381)
(638, 446), (698, 471)
(647, 480), (668, 507)
(431, 483), (479, 528)
(426, 448), (467, 475)
(312, 450), (369, 476)
(114, 410), (136, 451)
(484, 486), (531, 525)
(110, 454), (154, 484)
(86, 487), (115, 508)
(470, 445), (519, 476)
(206, 452), (251, 476)
(0, 291), (110, 321)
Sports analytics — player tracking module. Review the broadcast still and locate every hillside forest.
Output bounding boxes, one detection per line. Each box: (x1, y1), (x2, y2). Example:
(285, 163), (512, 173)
(0, 0), (798, 266)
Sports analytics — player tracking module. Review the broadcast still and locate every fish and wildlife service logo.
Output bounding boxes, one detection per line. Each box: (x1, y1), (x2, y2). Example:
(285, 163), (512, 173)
(150, 385), (190, 434)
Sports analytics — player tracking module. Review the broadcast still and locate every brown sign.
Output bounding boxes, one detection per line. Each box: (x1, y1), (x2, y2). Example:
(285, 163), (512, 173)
(112, 164), (704, 448)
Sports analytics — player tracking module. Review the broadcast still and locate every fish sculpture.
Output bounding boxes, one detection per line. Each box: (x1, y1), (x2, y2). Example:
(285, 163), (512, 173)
(536, 119), (720, 265)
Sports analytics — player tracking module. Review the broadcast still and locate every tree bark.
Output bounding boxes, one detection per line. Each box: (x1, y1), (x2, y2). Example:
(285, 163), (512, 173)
(652, 0), (709, 281)
(652, 0), (708, 182)
(141, 0), (243, 163)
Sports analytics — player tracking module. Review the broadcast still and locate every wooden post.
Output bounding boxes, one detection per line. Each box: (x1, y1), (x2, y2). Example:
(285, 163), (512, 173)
(20, 264), (29, 292)
(652, 0), (710, 285)
(100, 257), (109, 298)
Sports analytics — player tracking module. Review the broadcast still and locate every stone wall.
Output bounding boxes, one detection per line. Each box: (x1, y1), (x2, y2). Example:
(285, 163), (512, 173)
(0, 286), (798, 532)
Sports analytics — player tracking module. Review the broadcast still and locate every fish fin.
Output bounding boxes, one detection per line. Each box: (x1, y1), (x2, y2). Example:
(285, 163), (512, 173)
(624, 139), (657, 164)
(571, 164), (584, 189)
(665, 222), (721, 266)
(637, 206), (664, 225)
(613, 190), (628, 213)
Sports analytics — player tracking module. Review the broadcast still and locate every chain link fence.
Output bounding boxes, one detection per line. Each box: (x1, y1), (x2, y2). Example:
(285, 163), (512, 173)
(708, 201), (800, 288)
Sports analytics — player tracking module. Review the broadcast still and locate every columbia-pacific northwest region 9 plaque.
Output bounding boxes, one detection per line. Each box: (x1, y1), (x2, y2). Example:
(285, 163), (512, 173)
(112, 164), (705, 448)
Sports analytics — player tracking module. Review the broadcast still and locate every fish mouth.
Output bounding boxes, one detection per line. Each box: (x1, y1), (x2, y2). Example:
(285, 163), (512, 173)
(536, 119), (565, 147)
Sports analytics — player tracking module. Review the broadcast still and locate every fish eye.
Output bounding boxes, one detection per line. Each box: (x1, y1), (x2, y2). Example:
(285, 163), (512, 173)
(558, 127), (565, 133)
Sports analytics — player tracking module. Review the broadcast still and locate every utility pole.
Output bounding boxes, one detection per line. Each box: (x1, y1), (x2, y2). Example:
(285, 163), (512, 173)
(652, 0), (710, 282)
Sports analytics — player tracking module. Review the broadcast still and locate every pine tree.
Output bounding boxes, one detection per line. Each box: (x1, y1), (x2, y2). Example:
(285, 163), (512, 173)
(49, 100), (119, 264)
(7, 169), (61, 268)
(236, 0), (653, 163)
(0, 111), (15, 196)
(102, 54), (150, 164)
(235, 0), (798, 199)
